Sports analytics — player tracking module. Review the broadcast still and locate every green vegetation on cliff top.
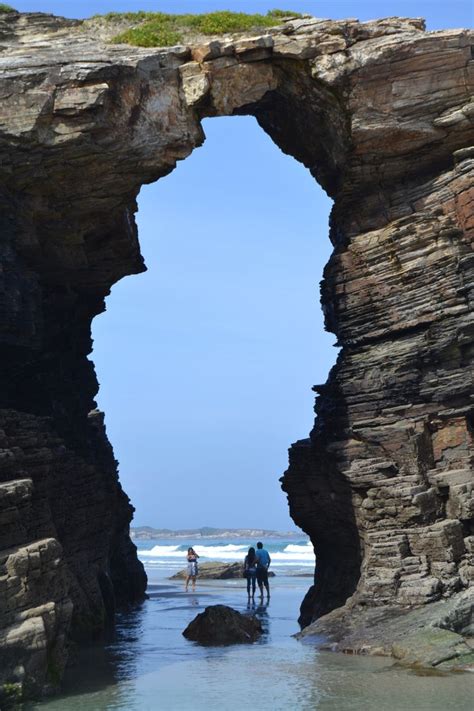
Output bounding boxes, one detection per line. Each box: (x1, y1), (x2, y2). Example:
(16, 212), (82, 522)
(0, 4), (16, 12)
(96, 9), (302, 48)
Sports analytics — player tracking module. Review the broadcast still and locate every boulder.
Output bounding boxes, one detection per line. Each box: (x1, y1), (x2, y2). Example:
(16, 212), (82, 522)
(171, 561), (275, 579)
(171, 562), (243, 579)
(183, 604), (262, 644)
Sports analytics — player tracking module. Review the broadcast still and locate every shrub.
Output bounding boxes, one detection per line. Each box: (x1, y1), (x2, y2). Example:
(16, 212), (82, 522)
(112, 23), (182, 48)
(180, 11), (278, 35)
(267, 9), (302, 18)
(107, 9), (302, 48)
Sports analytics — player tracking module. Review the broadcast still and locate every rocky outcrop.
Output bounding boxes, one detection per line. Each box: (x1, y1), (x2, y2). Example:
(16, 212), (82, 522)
(0, 409), (147, 701)
(183, 604), (262, 644)
(297, 588), (474, 671)
(172, 562), (244, 579)
(0, 8), (473, 695)
(170, 561), (275, 579)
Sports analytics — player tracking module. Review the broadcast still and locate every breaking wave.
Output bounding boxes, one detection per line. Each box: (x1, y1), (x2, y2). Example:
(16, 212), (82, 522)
(138, 540), (314, 567)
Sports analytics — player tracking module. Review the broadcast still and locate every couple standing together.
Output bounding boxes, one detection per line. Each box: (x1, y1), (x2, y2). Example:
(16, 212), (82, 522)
(244, 541), (271, 599)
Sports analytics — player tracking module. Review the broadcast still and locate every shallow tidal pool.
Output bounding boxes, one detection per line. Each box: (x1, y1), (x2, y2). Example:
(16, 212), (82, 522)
(29, 577), (474, 711)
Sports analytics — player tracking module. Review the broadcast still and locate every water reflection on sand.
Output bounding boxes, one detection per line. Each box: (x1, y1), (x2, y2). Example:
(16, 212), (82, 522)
(30, 578), (474, 711)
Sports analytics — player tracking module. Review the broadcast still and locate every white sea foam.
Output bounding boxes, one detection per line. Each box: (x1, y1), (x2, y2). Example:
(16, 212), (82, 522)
(137, 545), (182, 557)
(138, 543), (248, 560)
(271, 542), (314, 564)
(283, 543), (313, 554)
(138, 540), (314, 567)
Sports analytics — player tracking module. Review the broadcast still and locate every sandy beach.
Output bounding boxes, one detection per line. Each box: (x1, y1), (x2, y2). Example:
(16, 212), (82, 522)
(29, 571), (474, 711)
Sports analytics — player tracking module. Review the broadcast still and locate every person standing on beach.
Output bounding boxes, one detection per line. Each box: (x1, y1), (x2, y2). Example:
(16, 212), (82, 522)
(185, 547), (199, 592)
(255, 541), (271, 598)
(243, 546), (258, 598)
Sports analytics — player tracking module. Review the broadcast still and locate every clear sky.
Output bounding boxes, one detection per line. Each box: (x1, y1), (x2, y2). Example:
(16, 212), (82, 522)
(13, 2), (473, 530)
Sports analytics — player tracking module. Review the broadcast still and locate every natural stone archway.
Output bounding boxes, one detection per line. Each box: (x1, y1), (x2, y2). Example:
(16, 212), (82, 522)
(0, 10), (473, 697)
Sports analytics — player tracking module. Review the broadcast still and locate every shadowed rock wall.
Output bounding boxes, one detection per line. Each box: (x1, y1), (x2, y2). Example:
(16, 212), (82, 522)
(0, 10), (472, 697)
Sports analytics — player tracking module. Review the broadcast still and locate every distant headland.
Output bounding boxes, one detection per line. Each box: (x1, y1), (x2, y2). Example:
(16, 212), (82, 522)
(130, 526), (306, 540)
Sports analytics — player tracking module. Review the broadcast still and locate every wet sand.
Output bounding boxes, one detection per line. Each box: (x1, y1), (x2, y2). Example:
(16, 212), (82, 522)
(30, 576), (474, 711)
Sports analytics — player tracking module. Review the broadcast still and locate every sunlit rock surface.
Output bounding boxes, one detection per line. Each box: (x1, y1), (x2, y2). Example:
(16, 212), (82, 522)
(0, 9), (473, 697)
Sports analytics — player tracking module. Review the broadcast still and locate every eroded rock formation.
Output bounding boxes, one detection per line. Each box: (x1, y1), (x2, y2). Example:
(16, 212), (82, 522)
(0, 9), (473, 697)
(182, 604), (263, 645)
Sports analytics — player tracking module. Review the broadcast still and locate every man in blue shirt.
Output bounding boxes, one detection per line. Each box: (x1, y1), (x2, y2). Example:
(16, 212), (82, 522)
(255, 541), (271, 598)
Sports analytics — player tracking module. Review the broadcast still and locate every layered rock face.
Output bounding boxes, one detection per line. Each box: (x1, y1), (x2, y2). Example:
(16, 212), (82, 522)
(0, 9), (473, 696)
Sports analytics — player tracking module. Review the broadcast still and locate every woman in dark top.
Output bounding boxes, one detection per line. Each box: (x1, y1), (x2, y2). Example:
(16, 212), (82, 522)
(244, 546), (258, 598)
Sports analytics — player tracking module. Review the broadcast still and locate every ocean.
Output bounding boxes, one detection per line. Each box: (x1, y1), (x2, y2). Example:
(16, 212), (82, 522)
(136, 536), (315, 579)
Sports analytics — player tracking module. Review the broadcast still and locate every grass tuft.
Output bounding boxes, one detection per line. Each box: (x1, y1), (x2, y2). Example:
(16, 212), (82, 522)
(104, 9), (302, 48)
(267, 9), (302, 18)
(0, 3), (16, 12)
(111, 22), (182, 48)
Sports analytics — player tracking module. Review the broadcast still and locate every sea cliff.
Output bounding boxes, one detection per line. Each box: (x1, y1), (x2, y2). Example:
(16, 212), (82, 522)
(0, 8), (472, 700)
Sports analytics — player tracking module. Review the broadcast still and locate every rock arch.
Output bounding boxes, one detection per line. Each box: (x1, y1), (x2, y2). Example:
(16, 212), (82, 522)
(0, 11), (473, 696)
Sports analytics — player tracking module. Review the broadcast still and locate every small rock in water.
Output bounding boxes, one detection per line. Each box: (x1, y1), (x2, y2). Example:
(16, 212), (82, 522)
(183, 604), (262, 644)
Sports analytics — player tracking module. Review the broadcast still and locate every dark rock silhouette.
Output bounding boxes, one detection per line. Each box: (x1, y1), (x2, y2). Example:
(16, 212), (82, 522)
(183, 605), (262, 644)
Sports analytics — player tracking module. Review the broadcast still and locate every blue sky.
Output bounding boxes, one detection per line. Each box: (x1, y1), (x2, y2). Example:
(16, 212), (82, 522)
(94, 116), (335, 531)
(12, 1), (474, 29)
(13, 2), (473, 530)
